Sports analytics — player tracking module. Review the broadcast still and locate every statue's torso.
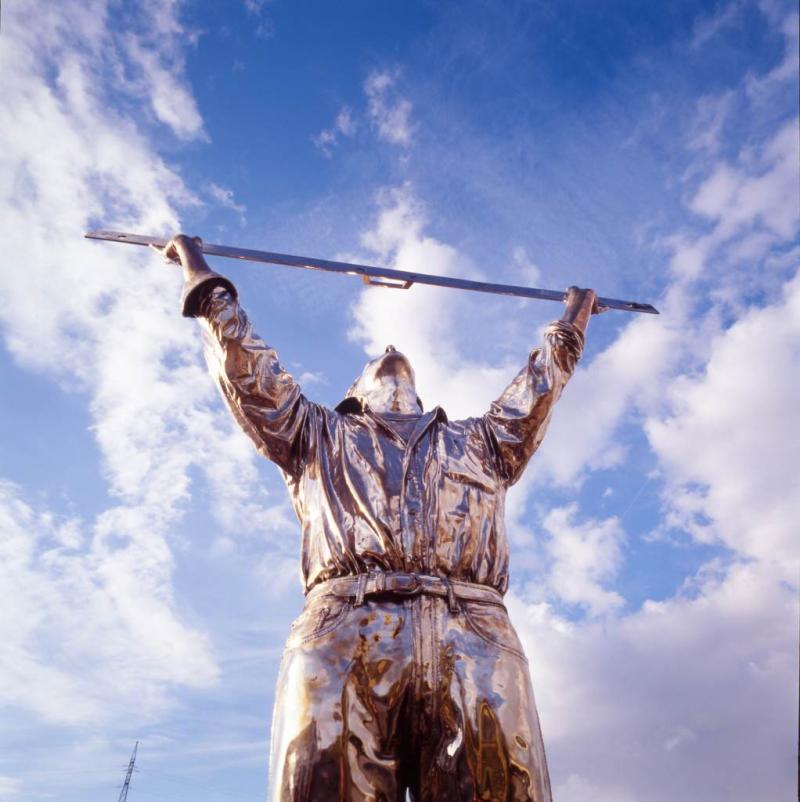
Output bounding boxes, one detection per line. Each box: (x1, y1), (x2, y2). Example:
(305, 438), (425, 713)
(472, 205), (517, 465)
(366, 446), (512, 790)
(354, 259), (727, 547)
(286, 405), (510, 594)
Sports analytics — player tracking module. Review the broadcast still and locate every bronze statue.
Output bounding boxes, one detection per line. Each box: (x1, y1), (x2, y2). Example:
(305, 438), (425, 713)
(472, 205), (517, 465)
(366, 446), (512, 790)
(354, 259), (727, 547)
(156, 233), (600, 802)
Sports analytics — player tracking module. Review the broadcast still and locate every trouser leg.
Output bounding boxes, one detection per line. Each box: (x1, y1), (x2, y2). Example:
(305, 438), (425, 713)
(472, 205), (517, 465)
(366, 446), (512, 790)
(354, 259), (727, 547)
(407, 596), (552, 802)
(268, 596), (415, 802)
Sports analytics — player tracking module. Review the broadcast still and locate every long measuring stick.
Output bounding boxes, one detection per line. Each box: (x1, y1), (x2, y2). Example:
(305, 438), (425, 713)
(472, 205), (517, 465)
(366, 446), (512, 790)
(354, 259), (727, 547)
(85, 230), (659, 314)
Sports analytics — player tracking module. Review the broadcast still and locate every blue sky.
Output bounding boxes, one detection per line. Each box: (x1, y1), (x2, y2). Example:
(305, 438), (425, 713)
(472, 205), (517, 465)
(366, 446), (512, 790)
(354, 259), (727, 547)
(0, 1), (798, 800)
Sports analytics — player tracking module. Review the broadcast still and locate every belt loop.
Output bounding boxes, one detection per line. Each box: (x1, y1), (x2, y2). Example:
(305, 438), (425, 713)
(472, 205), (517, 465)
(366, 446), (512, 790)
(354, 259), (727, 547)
(444, 578), (460, 613)
(354, 573), (368, 607)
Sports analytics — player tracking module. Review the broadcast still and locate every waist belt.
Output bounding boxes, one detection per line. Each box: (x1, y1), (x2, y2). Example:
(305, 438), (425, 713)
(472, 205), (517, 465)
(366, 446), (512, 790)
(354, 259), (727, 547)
(305, 571), (505, 612)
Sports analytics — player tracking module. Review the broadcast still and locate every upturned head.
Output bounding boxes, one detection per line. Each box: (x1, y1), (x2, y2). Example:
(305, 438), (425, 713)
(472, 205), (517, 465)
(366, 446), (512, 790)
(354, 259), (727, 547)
(341, 345), (422, 415)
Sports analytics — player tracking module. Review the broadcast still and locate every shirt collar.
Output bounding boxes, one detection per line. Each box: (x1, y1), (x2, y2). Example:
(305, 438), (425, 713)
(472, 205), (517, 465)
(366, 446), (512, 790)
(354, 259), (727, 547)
(335, 397), (447, 424)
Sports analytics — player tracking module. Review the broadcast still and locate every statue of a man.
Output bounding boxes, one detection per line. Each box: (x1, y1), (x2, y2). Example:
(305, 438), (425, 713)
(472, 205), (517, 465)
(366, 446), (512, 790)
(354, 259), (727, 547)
(158, 234), (599, 802)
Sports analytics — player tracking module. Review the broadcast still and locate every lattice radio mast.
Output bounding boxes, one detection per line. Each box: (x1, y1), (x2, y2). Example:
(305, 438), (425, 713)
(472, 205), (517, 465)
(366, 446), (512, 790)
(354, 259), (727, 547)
(117, 741), (138, 802)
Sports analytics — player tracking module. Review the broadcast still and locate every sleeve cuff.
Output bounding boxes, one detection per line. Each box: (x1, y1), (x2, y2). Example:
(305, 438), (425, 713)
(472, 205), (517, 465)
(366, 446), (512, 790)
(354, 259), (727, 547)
(181, 271), (238, 318)
(544, 319), (585, 347)
(542, 319), (585, 371)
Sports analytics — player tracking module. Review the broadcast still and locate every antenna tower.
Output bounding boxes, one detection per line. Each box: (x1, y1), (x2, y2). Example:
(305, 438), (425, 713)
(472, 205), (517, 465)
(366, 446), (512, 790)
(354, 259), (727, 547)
(117, 741), (138, 802)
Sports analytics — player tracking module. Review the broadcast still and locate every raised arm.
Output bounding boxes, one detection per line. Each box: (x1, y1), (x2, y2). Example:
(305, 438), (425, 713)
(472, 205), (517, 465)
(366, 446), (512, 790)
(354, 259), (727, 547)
(482, 287), (599, 486)
(159, 234), (314, 479)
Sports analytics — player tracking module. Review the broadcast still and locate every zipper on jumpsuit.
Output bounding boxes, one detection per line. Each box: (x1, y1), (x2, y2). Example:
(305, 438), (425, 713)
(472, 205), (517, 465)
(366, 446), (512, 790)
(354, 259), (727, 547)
(400, 414), (442, 735)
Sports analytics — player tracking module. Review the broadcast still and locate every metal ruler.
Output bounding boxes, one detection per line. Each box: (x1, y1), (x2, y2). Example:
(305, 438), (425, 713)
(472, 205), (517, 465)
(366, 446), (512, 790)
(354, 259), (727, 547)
(85, 230), (659, 314)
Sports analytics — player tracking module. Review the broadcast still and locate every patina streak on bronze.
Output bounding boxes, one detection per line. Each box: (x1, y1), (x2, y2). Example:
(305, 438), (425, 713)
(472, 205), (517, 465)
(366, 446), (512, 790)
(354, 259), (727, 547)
(161, 234), (597, 801)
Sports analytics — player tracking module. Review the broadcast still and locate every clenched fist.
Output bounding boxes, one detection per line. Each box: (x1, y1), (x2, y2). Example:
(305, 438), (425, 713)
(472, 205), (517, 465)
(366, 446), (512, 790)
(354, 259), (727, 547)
(150, 234), (210, 281)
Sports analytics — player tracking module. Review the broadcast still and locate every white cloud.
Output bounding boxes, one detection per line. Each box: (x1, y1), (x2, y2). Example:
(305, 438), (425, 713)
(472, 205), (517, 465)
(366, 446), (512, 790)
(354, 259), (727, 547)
(510, 551), (796, 801)
(316, 73), (413, 154)
(647, 269), (800, 567)
(688, 120), (799, 242)
(364, 69), (415, 146)
(297, 369), (327, 385)
(505, 17), (800, 794)
(313, 106), (356, 156)
(541, 504), (626, 616)
(554, 773), (637, 802)
(334, 106), (356, 136)
(314, 71), (414, 155)
(512, 252), (799, 786)
(505, 12), (798, 799)
(667, 114), (799, 285)
(0, 483), (218, 725)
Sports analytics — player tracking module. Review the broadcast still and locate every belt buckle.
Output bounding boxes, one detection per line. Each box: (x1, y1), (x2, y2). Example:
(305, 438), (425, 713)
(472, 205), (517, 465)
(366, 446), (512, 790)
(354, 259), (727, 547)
(392, 573), (422, 595)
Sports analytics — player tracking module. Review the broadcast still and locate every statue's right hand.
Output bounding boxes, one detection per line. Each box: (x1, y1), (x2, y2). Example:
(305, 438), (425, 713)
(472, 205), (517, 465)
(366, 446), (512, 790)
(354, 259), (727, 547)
(149, 234), (203, 266)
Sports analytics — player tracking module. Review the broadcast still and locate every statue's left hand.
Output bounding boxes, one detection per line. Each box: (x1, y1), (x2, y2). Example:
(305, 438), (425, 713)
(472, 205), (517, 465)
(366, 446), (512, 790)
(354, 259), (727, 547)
(149, 234), (203, 266)
(562, 286), (607, 333)
(564, 286), (609, 315)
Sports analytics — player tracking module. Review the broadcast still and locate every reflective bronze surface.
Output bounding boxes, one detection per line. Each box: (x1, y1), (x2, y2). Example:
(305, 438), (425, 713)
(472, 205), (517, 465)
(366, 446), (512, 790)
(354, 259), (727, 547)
(177, 246), (591, 801)
(270, 594), (550, 802)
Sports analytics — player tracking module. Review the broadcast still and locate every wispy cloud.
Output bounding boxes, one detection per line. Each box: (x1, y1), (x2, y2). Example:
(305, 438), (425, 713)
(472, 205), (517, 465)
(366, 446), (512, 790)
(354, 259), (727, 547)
(125, 36), (207, 141)
(313, 71), (414, 157)
(207, 181), (247, 222)
(312, 106), (356, 156)
(243, 0), (274, 39)
(364, 69), (415, 146)
(690, 0), (746, 48)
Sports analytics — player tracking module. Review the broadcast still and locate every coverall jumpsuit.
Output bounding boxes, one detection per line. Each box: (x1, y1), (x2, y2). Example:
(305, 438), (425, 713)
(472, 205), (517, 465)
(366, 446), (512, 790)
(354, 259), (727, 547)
(183, 271), (584, 802)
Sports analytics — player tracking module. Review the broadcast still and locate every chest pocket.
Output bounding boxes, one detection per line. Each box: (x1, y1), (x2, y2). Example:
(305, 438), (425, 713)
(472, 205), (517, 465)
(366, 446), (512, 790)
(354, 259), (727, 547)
(441, 422), (498, 492)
